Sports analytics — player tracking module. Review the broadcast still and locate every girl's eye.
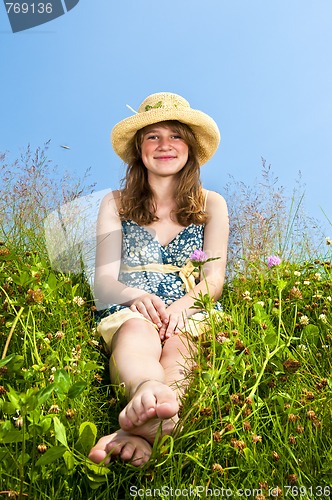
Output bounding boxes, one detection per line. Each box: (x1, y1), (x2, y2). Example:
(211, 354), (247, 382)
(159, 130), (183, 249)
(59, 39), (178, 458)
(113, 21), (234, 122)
(147, 135), (158, 140)
(171, 135), (182, 139)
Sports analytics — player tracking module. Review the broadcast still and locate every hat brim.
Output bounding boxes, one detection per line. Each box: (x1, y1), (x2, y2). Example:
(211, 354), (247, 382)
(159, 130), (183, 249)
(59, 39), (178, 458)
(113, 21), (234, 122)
(111, 108), (220, 166)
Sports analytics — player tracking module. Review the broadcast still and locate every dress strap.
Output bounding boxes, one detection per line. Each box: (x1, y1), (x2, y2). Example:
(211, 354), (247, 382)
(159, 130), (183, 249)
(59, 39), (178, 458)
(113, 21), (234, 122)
(203, 190), (209, 211)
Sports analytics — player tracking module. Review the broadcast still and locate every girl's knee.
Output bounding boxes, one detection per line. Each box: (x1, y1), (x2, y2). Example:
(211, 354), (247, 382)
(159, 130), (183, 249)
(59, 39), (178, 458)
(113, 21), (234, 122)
(111, 318), (160, 349)
(163, 333), (195, 356)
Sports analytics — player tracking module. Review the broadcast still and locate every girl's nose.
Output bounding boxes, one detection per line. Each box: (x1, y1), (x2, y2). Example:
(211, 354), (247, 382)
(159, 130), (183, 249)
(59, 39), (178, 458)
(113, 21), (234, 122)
(157, 137), (172, 149)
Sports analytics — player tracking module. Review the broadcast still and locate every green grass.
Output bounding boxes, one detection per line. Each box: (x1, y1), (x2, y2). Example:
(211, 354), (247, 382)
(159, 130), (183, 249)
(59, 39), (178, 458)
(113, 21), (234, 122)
(1, 245), (332, 500)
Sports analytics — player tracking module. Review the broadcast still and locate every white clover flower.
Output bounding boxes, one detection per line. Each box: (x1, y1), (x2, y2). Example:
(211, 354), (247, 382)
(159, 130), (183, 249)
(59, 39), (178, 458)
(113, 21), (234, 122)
(297, 344), (307, 353)
(299, 315), (310, 325)
(73, 296), (85, 306)
(314, 273), (321, 280)
(303, 280), (310, 286)
(13, 416), (24, 428)
(256, 301), (265, 307)
(319, 314), (327, 323)
(242, 290), (252, 301)
(294, 271), (301, 277)
(327, 296), (332, 302)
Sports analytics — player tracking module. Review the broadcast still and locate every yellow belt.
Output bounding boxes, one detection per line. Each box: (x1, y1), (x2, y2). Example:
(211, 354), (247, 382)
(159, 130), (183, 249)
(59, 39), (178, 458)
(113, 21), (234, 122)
(120, 260), (199, 293)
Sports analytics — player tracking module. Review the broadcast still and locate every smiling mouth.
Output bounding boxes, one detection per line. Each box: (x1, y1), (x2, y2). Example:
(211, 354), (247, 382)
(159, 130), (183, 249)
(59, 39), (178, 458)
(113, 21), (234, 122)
(154, 156), (176, 160)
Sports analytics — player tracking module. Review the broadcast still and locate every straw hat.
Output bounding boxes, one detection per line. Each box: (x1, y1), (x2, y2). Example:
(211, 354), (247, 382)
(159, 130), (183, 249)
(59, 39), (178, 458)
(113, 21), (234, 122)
(111, 92), (220, 166)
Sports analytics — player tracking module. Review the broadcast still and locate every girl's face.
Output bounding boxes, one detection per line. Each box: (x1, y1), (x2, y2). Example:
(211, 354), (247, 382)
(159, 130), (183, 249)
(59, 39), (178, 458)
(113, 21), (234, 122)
(140, 123), (189, 178)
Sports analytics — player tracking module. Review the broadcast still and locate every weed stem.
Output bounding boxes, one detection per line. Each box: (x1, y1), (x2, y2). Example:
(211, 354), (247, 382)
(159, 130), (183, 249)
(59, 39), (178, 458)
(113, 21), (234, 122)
(1, 306), (24, 360)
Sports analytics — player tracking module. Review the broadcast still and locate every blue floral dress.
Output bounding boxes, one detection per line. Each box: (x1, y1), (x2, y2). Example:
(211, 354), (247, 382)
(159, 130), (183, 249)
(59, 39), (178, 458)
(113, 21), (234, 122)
(96, 219), (221, 319)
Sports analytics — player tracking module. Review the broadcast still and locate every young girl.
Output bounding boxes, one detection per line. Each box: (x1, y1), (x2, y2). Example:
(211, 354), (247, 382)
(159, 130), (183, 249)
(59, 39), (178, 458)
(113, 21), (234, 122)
(88, 92), (229, 466)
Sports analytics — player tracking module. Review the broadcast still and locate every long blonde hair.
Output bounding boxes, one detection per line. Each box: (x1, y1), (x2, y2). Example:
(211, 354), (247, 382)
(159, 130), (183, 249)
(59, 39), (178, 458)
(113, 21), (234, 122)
(118, 120), (208, 226)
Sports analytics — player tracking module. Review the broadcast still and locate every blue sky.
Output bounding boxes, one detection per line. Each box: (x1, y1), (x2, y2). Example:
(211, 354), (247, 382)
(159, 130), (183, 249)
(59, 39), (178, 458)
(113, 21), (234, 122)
(1, 0), (332, 240)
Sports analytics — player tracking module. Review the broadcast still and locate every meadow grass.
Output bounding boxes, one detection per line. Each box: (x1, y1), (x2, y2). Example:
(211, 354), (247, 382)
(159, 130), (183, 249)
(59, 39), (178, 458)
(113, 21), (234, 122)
(0, 149), (331, 499)
(0, 244), (331, 500)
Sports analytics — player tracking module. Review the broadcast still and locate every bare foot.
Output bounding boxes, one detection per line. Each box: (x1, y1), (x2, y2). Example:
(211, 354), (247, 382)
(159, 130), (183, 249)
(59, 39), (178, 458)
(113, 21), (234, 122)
(119, 380), (179, 429)
(88, 429), (152, 467)
(121, 412), (179, 444)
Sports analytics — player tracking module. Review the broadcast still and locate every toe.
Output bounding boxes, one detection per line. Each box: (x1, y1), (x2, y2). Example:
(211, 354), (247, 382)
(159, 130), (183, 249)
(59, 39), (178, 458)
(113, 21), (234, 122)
(88, 448), (108, 464)
(119, 406), (136, 430)
(140, 392), (158, 416)
(119, 442), (136, 461)
(156, 399), (178, 419)
(89, 434), (118, 464)
(89, 430), (152, 467)
(131, 448), (150, 467)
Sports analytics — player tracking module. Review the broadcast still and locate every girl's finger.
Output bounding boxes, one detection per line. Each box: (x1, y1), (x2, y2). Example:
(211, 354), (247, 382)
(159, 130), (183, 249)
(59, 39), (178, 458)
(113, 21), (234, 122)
(144, 302), (162, 327)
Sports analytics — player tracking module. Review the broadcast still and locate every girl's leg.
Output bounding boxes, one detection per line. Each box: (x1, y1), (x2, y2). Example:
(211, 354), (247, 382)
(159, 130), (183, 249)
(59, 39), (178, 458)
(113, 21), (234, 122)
(89, 318), (179, 464)
(110, 318), (179, 429)
(160, 333), (197, 402)
(109, 318), (164, 396)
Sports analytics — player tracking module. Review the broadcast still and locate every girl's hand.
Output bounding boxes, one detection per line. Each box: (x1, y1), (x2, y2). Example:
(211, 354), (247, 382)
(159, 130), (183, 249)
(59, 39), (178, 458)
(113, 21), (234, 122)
(158, 308), (188, 341)
(129, 293), (167, 328)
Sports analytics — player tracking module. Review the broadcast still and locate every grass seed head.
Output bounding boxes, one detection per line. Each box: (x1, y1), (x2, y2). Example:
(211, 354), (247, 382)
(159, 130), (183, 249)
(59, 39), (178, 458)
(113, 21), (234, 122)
(231, 438), (246, 451)
(283, 359), (301, 373)
(306, 410), (316, 420)
(252, 434), (262, 443)
(26, 288), (44, 304)
(243, 407), (252, 417)
(230, 393), (240, 405)
(243, 421), (251, 431)
(316, 378), (328, 390)
(288, 286), (303, 299)
(288, 413), (300, 423)
(200, 407), (212, 416)
(225, 423), (234, 432)
(212, 463), (224, 473)
(66, 409), (76, 419)
(213, 431), (222, 442)
(0, 247), (10, 256)
(288, 435), (297, 445)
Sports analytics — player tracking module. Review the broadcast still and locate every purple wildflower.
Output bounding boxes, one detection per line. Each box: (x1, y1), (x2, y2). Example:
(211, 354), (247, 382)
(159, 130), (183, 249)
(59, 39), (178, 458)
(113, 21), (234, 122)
(267, 255), (281, 268)
(190, 249), (208, 265)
